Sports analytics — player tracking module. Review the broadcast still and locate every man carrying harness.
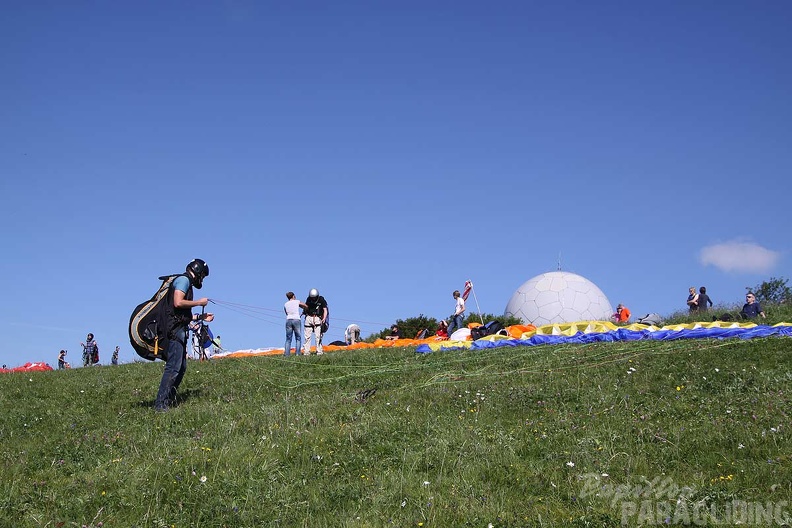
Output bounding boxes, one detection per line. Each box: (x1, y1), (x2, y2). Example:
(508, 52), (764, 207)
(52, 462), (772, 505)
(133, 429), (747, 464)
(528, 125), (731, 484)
(302, 288), (328, 355)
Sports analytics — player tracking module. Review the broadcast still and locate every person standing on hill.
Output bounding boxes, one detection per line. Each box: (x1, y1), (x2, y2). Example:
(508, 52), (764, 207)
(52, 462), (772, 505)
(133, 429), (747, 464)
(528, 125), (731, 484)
(284, 292), (307, 356)
(447, 290), (466, 337)
(696, 286), (713, 314)
(686, 287), (699, 313)
(81, 333), (99, 366)
(740, 292), (766, 319)
(111, 346), (119, 365)
(302, 288), (328, 355)
(154, 258), (213, 412)
(58, 350), (67, 370)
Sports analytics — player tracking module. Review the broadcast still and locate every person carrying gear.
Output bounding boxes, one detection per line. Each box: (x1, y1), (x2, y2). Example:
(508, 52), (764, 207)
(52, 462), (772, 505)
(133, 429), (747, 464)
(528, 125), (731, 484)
(154, 258), (214, 412)
(302, 288), (328, 355)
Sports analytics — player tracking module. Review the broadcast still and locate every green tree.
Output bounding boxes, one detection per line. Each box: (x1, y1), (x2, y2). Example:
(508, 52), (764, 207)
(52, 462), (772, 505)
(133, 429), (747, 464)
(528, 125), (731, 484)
(747, 276), (791, 305)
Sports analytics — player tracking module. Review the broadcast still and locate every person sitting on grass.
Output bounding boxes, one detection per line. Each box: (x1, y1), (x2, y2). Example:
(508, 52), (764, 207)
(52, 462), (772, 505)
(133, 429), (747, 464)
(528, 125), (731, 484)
(435, 319), (449, 338)
(385, 325), (401, 340)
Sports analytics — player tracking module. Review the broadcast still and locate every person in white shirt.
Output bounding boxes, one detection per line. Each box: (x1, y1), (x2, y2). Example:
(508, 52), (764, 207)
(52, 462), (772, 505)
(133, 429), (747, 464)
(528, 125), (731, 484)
(284, 292), (307, 356)
(447, 290), (466, 337)
(345, 324), (361, 345)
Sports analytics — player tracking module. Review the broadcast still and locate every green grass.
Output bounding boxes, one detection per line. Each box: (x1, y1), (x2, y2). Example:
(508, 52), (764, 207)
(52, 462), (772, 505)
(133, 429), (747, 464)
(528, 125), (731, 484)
(1, 335), (791, 527)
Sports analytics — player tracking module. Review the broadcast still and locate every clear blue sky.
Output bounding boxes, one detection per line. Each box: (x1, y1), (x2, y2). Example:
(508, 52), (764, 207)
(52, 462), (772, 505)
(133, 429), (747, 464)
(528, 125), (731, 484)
(1, 1), (790, 368)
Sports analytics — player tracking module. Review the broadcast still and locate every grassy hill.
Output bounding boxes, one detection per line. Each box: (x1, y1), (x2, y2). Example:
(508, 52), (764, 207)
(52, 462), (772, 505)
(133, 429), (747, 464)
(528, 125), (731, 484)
(1, 335), (790, 527)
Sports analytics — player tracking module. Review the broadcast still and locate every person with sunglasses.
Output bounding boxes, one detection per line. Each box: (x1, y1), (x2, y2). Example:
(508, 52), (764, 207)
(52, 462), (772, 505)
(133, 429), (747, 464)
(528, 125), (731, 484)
(740, 292), (766, 319)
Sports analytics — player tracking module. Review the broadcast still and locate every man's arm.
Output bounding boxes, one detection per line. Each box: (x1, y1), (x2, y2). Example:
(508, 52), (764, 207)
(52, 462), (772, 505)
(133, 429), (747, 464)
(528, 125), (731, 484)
(174, 289), (214, 321)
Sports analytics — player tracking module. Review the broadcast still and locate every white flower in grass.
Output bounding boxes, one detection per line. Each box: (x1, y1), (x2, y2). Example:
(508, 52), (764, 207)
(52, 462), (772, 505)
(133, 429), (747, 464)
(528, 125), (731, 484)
(422, 481), (430, 486)
(738, 444), (745, 449)
(199, 475), (207, 483)
(566, 461), (575, 467)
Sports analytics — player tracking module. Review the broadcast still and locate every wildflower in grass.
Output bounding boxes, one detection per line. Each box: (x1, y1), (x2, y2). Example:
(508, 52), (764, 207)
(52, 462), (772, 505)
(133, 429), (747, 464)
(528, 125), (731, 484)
(423, 481), (430, 486)
(200, 475), (207, 483)
(738, 443), (745, 449)
(566, 461), (575, 468)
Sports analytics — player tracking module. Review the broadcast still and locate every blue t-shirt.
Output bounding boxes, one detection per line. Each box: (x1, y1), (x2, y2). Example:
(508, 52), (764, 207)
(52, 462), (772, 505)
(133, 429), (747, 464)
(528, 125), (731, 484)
(741, 302), (763, 318)
(173, 275), (191, 294)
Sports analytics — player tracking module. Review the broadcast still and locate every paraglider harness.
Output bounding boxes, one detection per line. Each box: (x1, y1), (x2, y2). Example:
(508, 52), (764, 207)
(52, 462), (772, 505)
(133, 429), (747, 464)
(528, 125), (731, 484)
(129, 273), (201, 361)
(191, 306), (221, 361)
(303, 296), (329, 343)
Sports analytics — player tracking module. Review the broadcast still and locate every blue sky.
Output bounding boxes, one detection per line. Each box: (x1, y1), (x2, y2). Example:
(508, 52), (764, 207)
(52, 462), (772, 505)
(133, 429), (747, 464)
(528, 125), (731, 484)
(1, 1), (790, 368)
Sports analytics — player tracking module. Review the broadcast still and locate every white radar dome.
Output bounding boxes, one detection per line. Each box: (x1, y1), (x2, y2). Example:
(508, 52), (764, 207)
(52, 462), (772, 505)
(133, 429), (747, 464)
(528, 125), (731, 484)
(504, 271), (613, 326)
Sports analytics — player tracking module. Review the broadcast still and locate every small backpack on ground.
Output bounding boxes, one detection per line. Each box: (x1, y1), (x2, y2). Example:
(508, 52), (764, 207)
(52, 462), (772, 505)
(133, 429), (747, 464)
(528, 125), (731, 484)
(129, 275), (180, 361)
(636, 313), (663, 326)
(471, 320), (505, 340)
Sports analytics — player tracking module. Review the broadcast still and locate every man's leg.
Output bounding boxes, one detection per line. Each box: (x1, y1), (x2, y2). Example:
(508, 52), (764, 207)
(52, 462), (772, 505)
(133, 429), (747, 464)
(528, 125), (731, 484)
(303, 317), (314, 354)
(155, 330), (186, 411)
(285, 320), (294, 356)
(316, 323), (324, 355)
(294, 320), (302, 355)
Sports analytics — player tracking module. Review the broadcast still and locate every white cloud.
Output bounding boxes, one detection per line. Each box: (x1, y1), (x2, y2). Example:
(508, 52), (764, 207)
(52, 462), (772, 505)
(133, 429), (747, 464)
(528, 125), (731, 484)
(699, 241), (780, 273)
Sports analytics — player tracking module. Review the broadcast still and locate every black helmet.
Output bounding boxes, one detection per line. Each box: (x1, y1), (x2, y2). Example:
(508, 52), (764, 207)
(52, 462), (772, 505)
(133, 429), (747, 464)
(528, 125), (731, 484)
(186, 258), (209, 289)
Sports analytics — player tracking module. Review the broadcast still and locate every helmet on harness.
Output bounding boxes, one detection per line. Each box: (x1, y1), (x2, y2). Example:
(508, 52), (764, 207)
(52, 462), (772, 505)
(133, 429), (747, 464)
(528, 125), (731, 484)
(186, 258), (210, 289)
(309, 288), (319, 298)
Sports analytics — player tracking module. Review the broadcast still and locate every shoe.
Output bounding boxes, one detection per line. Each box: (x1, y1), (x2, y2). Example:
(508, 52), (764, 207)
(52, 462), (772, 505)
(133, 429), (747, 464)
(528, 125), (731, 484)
(317, 351), (324, 355)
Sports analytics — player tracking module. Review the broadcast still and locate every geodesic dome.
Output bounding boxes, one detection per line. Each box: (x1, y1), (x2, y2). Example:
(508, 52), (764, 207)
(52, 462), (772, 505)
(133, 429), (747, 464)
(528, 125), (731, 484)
(504, 271), (613, 326)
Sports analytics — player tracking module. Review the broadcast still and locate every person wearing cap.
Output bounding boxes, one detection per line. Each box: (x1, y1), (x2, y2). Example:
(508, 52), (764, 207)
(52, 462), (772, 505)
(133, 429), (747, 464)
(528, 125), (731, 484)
(302, 288), (328, 355)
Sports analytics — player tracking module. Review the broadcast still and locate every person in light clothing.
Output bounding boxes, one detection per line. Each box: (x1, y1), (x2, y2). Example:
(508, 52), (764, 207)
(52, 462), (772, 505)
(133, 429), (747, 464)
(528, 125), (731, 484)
(447, 290), (466, 336)
(345, 324), (361, 345)
(284, 292), (307, 356)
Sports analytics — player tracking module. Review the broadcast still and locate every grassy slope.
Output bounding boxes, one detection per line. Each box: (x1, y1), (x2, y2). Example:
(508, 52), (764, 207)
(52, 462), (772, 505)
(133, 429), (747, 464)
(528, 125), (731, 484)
(1, 335), (790, 527)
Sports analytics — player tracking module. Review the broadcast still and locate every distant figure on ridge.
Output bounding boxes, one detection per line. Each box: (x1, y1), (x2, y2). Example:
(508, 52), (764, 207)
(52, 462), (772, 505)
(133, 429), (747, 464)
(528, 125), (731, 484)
(111, 346), (119, 365)
(81, 333), (99, 367)
(58, 350), (67, 370)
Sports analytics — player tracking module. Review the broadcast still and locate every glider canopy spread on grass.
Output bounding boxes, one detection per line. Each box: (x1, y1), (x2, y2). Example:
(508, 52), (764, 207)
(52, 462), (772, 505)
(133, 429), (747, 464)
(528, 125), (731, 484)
(210, 320), (792, 358)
